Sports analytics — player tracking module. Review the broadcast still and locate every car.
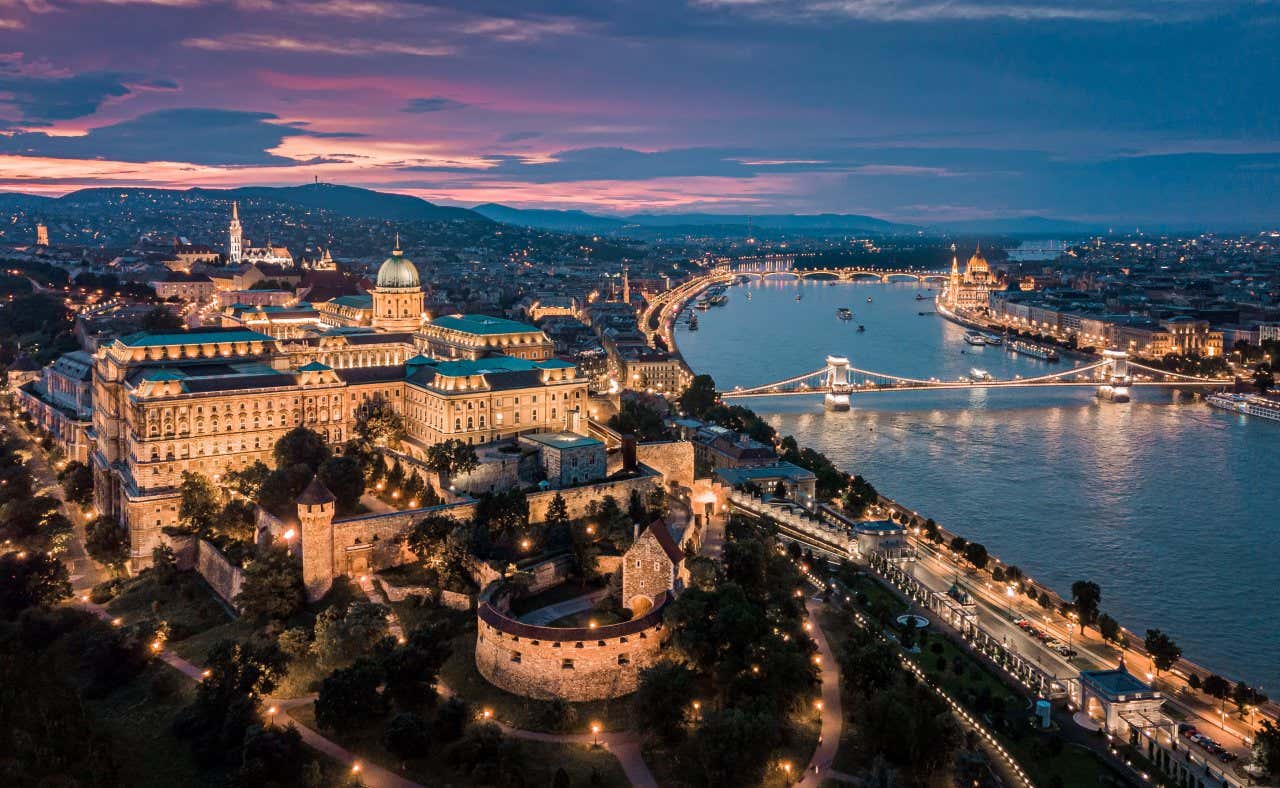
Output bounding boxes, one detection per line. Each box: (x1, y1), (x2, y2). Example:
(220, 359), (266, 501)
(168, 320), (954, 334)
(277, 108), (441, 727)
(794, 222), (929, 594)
(1058, 647), (1078, 657)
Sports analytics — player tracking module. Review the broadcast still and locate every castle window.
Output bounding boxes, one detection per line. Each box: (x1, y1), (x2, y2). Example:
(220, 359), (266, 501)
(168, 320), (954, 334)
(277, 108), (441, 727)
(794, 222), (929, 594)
(511, 652), (521, 663)
(561, 659), (574, 670)
(617, 654), (630, 666)
(574, 642), (584, 649)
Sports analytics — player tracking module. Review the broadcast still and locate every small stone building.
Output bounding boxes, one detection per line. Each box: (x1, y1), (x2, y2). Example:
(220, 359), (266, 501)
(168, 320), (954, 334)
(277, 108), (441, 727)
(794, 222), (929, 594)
(622, 518), (684, 616)
(518, 431), (606, 488)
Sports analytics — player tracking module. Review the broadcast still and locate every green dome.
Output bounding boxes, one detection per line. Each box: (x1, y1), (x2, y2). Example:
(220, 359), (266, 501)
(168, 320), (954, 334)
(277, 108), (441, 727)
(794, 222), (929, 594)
(376, 249), (420, 289)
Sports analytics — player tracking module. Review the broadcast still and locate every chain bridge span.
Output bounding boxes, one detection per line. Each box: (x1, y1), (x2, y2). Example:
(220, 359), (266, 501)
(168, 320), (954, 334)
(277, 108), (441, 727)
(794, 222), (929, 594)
(720, 350), (1231, 409)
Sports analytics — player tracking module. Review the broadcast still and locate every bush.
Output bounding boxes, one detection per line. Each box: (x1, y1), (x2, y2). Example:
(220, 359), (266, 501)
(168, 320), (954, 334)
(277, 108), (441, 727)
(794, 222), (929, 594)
(89, 578), (125, 603)
(432, 696), (469, 743)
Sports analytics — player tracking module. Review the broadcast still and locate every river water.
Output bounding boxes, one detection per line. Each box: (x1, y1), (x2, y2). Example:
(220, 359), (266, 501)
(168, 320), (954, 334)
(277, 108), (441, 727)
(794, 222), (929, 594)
(676, 278), (1280, 690)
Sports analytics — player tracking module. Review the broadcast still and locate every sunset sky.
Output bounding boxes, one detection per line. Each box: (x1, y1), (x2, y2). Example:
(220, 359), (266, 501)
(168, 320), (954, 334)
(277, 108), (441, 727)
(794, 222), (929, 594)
(1, 0), (1277, 224)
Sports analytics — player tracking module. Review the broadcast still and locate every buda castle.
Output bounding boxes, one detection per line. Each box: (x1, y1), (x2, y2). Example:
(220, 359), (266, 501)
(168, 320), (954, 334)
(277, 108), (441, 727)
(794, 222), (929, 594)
(91, 242), (581, 569)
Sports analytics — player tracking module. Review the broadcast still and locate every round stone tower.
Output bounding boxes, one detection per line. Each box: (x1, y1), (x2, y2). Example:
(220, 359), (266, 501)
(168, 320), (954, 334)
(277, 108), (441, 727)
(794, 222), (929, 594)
(296, 475), (336, 602)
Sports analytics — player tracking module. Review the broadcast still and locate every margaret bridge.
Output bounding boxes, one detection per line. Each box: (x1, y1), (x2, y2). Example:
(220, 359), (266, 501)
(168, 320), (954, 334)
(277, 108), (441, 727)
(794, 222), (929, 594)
(642, 256), (949, 339)
(720, 350), (1232, 408)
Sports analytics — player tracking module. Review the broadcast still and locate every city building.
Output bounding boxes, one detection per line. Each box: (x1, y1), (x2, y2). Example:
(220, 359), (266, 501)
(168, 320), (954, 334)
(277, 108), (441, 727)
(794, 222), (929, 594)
(418, 314), (555, 361)
(14, 351), (95, 463)
(150, 271), (216, 303)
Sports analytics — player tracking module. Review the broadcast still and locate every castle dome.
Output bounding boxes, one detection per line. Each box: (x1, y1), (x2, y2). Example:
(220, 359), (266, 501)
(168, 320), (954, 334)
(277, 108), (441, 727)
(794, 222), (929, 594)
(376, 242), (420, 289)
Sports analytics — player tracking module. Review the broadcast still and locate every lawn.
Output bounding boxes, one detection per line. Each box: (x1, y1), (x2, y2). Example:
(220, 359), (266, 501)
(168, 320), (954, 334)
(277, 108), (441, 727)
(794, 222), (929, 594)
(104, 569), (234, 644)
(290, 702), (630, 787)
(437, 628), (638, 733)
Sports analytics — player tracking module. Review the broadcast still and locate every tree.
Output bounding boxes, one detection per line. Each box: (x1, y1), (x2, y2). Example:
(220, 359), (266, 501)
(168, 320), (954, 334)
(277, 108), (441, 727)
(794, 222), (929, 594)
(234, 544), (305, 622)
(273, 427), (330, 473)
(312, 602), (390, 669)
(235, 723), (309, 787)
(84, 515), (128, 573)
(963, 542), (988, 570)
(179, 471), (222, 535)
(948, 536), (968, 554)
(382, 623), (452, 709)
(1144, 629), (1181, 675)
(688, 708), (779, 787)
(1097, 613), (1120, 644)
(475, 489), (528, 541)
(173, 639), (288, 765)
(1253, 720), (1280, 778)
(140, 306), (183, 331)
(679, 374), (717, 418)
(607, 398), (669, 442)
(314, 659), (388, 732)
(0, 551), (71, 618)
(432, 697), (469, 742)
(567, 523), (601, 587)
(837, 625), (900, 697)
(635, 660), (697, 744)
(57, 460), (94, 505)
(318, 456), (363, 514)
(382, 712), (430, 769)
(256, 462), (313, 518)
(356, 398), (407, 448)
(225, 461), (271, 500)
(1254, 365), (1275, 395)
(425, 439), (479, 480)
(151, 544), (180, 585)
(1070, 580), (1101, 631)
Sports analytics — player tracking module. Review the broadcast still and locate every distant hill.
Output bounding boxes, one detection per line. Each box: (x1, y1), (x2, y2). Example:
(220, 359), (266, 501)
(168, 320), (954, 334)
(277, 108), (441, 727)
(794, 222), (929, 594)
(473, 203), (909, 236)
(44, 183), (484, 224)
(929, 215), (1100, 236)
(0, 192), (56, 212)
(472, 203), (629, 233)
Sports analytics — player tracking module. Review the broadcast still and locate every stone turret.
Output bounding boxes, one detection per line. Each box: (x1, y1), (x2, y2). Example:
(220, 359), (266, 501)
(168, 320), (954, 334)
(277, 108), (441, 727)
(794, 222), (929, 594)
(297, 475), (336, 602)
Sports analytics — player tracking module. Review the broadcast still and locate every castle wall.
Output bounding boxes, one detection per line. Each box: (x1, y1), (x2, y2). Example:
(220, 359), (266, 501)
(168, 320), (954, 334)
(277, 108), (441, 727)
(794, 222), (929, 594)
(635, 441), (695, 496)
(525, 469), (660, 523)
(474, 589), (667, 701)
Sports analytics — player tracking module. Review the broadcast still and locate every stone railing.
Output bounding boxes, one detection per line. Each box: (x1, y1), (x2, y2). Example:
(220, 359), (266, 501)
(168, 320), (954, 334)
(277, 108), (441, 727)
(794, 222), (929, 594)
(729, 490), (854, 556)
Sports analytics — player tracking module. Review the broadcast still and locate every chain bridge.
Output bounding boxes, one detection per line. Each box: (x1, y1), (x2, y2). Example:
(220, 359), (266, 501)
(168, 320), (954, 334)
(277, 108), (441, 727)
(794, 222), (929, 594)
(720, 350), (1231, 408)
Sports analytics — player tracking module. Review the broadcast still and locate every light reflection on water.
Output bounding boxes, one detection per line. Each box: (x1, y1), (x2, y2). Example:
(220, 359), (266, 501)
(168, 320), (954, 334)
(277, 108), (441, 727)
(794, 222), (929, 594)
(677, 279), (1280, 688)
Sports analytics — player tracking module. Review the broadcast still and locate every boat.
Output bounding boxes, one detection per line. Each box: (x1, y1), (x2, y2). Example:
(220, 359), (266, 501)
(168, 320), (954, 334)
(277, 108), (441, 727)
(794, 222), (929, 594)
(795, 293), (803, 301)
(708, 294), (728, 306)
(694, 299), (711, 310)
(983, 334), (1004, 345)
(963, 332), (987, 346)
(1206, 392), (1280, 423)
(918, 311), (933, 316)
(915, 293), (927, 301)
(837, 307), (853, 320)
(687, 314), (698, 331)
(866, 297), (873, 303)
(857, 324), (866, 332)
(746, 292), (752, 300)
(1007, 339), (1060, 361)
(969, 368), (993, 381)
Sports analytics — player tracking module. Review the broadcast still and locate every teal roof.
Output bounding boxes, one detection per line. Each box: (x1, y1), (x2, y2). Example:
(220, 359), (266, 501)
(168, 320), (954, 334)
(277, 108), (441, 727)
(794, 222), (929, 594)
(521, 432), (602, 450)
(329, 295), (372, 308)
(117, 329), (274, 347)
(714, 462), (817, 485)
(431, 356), (543, 377)
(297, 362), (332, 372)
(429, 314), (540, 336)
(140, 369), (187, 382)
(1080, 668), (1154, 698)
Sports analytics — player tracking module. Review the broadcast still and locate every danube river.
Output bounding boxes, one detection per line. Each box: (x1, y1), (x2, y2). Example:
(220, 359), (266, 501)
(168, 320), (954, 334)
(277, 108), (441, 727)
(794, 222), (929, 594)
(676, 278), (1280, 690)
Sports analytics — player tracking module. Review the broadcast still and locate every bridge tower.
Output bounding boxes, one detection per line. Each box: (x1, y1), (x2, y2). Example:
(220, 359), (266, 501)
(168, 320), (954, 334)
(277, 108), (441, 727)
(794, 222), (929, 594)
(824, 355), (853, 411)
(1098, 350), (1131, 403)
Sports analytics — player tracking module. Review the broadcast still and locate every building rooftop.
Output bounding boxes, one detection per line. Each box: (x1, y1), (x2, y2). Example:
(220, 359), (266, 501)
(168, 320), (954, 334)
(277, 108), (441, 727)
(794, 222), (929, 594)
(1080, 667), (1155, 698)
(429, 314), (540, 336)
(714, 462), (817, 486)
(116, 328), (275, 347)
(520, 431), (602, 450)
(854, 520), (904, 534)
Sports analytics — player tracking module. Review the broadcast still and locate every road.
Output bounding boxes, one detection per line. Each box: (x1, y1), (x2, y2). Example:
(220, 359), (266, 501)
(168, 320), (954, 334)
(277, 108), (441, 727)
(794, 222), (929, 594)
(2, 412), (110, 591)
(906, 535), (1257, 762)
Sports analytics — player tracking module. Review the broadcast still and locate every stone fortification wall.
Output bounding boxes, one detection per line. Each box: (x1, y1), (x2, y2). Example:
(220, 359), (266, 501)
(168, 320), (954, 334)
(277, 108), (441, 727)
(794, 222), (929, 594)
(186, 537), (244, 609)
(525, 468), (660, 523)
(635, 441), (695, 496)
(328, 500), (477, 575)
(474, 584), (668, 701)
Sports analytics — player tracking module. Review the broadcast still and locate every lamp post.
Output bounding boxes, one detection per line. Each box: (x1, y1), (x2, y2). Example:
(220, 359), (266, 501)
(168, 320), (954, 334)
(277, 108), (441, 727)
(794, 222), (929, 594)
(591, 722), (602, 748)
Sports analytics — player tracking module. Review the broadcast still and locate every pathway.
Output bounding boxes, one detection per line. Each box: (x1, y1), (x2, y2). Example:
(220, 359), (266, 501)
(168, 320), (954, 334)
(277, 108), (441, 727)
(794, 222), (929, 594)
(3, 413), (109, 590)
(354, 573), (658, 786)
(519, 589), (608, 625)
(798, 596), (843, 788)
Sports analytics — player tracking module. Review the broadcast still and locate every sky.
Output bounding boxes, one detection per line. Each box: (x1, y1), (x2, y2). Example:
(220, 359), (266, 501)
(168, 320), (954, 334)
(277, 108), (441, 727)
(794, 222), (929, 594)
(0, 0), (1278, 225)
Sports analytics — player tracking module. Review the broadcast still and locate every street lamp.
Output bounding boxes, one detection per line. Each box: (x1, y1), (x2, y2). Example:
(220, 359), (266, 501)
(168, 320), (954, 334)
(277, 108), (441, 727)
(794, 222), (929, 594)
(267, 705), (277, 725)
(591, 722), (602, 748)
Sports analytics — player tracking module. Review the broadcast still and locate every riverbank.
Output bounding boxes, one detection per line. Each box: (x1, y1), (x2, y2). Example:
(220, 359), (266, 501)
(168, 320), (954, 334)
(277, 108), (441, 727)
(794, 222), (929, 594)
(664, 279), (1278, 747)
